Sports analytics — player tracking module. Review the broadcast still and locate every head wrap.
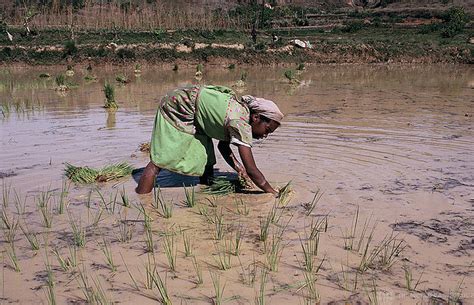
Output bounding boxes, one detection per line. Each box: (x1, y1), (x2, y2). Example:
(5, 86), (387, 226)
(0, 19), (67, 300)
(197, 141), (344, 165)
(241, 95), (284, 123)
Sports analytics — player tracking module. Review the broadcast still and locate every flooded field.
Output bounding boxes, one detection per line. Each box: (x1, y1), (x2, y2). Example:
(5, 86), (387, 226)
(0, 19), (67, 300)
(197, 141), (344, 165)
(1, 64), (473, 304)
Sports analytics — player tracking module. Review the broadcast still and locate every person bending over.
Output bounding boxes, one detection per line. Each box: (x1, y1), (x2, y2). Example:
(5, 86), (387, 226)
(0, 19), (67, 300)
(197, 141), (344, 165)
(136, 85), (283, 195)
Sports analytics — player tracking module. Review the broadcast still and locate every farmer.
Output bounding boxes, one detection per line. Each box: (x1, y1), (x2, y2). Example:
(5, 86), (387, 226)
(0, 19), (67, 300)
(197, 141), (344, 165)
(136, 85), (283, 195)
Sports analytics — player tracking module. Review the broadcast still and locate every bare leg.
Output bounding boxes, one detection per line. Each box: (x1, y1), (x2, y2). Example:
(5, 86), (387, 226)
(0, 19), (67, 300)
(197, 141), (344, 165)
(199, 165), (214, 185)
(136, 162), (160, 194)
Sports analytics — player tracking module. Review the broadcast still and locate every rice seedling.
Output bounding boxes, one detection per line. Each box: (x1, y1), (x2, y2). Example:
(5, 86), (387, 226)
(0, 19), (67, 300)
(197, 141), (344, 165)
(234, 198), (249, 216)
(134, 64), (141, 74)
(119, 186), (131, 208)
(255, 267), (268, 305)
(182, 231), (193, 257)
(192, 257), (203, 285)
(183, 184), (197, 207)
(402, 265), (423, 291)
(57, 179), (70, 215)
(95, 188), (111, 213)
(117, 217), (134, 243)
(1, 210), (18, 244)
(210, 271), (225, 305)
(378, 233), (406, 270)
(259, 212), (272, 242)
(100, 237), (117, 272)
(2, 181), (11, 207)
(343, 206), (361, 251)
(309, 216), (328, 239)
(162, 230), (177, 271)
(76, 266), (112, 304)
(196, 64), (203, 74)
(144, 224), (155, 253)
(65, 162), (133, 184)
(115, 74), (130, 84)
(43, 255), (56, 305)
(68, 213), (86, 248)
(214, 241), (232, 271)
(39, 200), (54, 229)
(86, 189), (93, 209)
(364, 278), (379, 305)
(120, 253), (140, 291)
(55, 74), (68, 91)
(300, 271), (319, 305)
(214, 208), (226, 240)
(1, 102), (10, 118)
(5, 244), (20, 272)
(302, 189), (323, 216)
(150, 269), (172, 305)
(283, 69), (300, 84)
(266, 233), (284, 272)
(237, 256), (257, 286)
(448, 274), (467, 305)
(37, 188), (53, 208)
(103, 83), (118, 109)
(277, 181), (294, 206)
(144, 253), (157, 289)
(91, 207), (104, 227)
(296, 63), (306, 71)
(300, 237), (316, 272)
(84, 74), (97, 81)
(152, 187), (173, 218)
(268, 202), (283, 225)
(230, 225), (244, 256)
(52, 247), (73, 272)
(20, 223), (40, 251)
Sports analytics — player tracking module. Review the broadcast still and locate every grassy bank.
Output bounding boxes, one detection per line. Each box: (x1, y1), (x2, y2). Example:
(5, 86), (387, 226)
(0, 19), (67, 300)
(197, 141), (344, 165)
(1, 4), (472, 65)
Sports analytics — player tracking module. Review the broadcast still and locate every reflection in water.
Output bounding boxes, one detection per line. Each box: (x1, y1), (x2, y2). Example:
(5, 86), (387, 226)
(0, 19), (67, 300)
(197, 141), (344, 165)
(106, 111), (116, 129)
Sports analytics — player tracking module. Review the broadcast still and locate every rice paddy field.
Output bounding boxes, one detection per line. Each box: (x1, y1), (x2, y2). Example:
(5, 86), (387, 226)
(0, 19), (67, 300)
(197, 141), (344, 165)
(0, 63), (473, 304)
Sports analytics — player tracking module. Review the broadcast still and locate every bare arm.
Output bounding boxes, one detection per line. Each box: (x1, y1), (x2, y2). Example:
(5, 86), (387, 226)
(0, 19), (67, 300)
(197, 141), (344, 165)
(237, 145), (277, 195)
(217, 141), (246, 174)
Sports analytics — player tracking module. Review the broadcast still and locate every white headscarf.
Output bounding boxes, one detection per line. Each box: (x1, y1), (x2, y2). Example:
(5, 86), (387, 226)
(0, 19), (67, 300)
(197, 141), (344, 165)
(241, 95), (284, 123)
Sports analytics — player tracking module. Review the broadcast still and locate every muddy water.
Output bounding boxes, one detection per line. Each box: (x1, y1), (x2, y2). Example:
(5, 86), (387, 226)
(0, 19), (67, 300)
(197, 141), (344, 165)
(1, 64), (473, 304)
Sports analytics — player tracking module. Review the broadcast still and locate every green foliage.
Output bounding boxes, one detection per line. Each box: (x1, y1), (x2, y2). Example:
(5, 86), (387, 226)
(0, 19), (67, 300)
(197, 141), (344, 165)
(103, 83), (115, 103)
(65, 162), (132, 184)
(342, 21), (364, 33)
(116, 48), (135, 60)
(63, 40), (77, 57)
(55, 74), (65, 86)
(441, 6), (469, 38)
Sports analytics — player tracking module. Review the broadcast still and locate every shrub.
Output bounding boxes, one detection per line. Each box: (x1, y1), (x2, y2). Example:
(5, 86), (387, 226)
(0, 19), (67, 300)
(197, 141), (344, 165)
(441, 6), (469, 38)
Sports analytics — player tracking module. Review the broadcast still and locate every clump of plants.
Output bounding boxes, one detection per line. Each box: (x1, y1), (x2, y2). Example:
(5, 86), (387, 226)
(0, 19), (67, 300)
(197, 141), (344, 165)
(65, 65), (74, 76)
(103, 83), (118, 109)
(195, 64), (203, 79)
(55, 74), (69, 91)
(235, 71), (248, 87)
(134, 64), (141, 74)
(441, 6), (469, 38)
(64, 162), (133, 184)
(115, 74), (130, 84)
(284, 69), (300, 84)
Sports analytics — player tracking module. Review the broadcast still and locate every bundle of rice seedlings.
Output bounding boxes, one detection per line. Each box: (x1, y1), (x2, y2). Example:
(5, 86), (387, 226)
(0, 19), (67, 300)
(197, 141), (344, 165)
(65, 162), (133, 184)
(277, 181), (294, 206)
(201, 177), (244, 196)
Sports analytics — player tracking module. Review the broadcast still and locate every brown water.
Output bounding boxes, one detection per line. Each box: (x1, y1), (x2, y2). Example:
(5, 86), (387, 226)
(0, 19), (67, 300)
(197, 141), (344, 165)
(1, 64), (473, 304)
